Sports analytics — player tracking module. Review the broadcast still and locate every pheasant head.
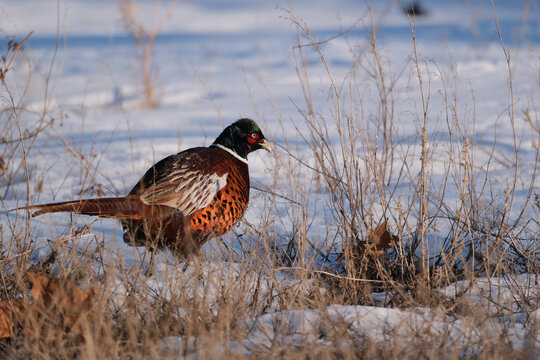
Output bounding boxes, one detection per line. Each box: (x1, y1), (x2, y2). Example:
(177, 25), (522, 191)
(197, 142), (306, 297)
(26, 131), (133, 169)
(212, 118), (271, 159)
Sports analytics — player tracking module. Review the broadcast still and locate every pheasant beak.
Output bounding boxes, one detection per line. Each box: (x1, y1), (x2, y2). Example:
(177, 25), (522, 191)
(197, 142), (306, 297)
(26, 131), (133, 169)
(259, 139), (272, 153)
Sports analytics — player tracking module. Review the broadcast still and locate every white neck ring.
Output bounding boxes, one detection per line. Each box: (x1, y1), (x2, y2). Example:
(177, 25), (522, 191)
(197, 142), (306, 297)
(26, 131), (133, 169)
(210, 144), (248, 164)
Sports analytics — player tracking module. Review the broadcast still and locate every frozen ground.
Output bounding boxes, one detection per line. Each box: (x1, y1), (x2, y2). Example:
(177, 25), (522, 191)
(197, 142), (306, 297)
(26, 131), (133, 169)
(1, 0), (539, 356)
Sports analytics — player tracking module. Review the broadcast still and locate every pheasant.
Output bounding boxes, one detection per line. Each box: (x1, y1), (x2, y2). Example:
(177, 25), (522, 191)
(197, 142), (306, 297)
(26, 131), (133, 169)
(16, 118), (271, 263)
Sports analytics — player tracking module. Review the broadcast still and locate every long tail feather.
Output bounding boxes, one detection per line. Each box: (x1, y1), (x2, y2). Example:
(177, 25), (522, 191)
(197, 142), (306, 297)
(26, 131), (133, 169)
(14, 196), (144, 220)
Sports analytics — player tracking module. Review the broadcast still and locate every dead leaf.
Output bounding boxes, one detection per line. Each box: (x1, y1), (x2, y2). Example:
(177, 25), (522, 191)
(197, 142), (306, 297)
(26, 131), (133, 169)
(342, 220), (401, 261)
(27, 272), (97, 332)
(368, 220), (400, 254)
(0, 272), (97, 339)
(0, 299), (27, 338)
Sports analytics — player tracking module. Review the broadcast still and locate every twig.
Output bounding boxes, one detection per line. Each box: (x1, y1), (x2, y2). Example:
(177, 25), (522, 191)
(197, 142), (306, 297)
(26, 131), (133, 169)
(293, 17), (363, 49)
(274, 266), (385, 283)
(0, 233), (95, 263)
(251, 184), (301, 206)
(0, 31), (33, 79)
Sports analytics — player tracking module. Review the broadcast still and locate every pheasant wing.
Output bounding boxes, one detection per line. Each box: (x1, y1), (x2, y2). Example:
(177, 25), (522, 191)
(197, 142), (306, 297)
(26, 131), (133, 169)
(134, 148), (228, 216)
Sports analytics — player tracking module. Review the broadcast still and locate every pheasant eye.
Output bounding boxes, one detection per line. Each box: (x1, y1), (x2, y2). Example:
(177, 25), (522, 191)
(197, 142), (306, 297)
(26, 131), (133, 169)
(247, 132), (258, 144)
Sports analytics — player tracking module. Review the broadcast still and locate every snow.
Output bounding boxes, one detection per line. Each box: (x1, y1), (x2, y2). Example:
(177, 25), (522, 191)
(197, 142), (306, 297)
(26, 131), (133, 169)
(156, 275), (537, 356)
(1, 0), (539, 356)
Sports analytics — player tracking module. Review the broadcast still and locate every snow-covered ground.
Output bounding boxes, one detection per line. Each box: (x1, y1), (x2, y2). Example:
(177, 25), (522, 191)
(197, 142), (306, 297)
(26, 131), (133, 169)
(1, 0), (539, 356)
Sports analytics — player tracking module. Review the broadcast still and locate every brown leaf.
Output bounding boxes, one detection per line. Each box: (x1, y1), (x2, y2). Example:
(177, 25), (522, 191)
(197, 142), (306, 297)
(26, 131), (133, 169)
(27, 272), (97, 332)
(0, 273), (97, 339)
(369, 220), (400, 253)
(341, 220), (401, 262)
(0, 299), (27, 338)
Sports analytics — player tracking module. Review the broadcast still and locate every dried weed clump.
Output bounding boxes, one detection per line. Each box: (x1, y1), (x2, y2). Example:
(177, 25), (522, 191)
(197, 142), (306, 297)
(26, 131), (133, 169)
(276, 3), (539, 293)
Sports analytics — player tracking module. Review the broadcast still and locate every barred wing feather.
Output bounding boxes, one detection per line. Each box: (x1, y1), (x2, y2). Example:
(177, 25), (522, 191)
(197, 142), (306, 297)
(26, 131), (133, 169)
(138, 153), (228, 216)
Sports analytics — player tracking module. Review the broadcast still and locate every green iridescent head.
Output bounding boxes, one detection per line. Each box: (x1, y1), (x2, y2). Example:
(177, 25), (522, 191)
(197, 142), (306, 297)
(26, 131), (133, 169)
(213, 118), (271, 159)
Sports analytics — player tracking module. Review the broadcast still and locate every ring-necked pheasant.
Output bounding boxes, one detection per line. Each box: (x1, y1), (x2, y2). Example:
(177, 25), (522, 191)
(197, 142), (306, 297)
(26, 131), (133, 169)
(16, 118), (271, 263)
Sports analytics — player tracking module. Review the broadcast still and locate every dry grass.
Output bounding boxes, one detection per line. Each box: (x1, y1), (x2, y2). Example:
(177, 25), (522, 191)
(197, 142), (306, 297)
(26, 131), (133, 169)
(119, 0), (180, 108)
(0, 3), (539, 359)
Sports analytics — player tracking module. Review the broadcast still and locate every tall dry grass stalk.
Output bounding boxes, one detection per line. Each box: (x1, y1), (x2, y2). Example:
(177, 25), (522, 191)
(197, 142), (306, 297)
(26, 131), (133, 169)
(119, 0), (180, 108)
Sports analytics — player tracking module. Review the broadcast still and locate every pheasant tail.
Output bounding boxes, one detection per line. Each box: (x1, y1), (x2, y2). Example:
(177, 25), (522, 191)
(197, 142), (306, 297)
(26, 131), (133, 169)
(19, 196), (145, 220)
